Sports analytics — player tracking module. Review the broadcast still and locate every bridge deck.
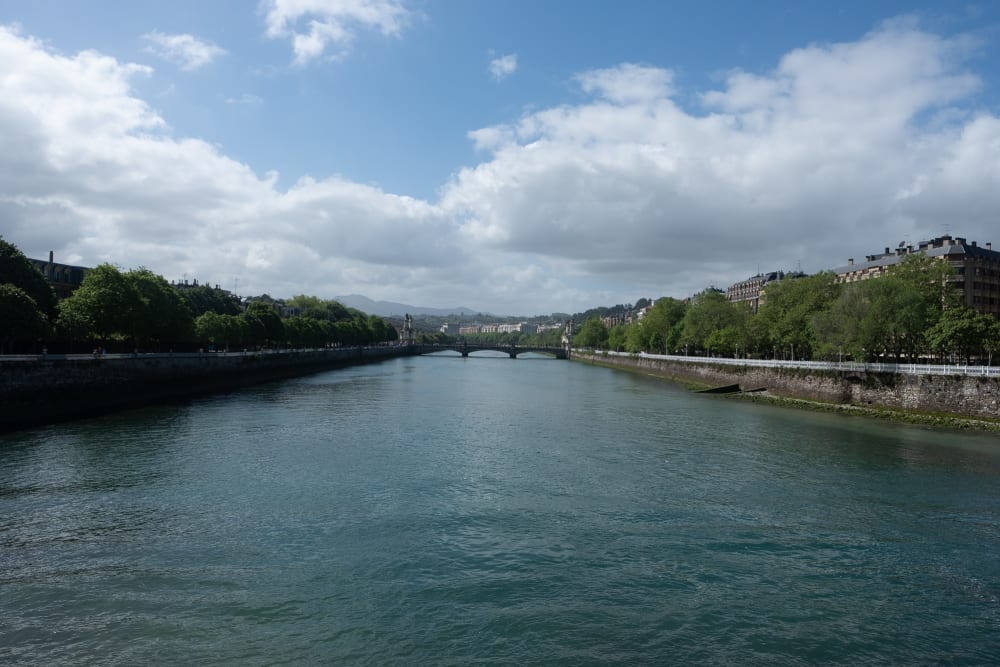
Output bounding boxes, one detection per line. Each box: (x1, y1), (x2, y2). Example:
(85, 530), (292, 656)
(411, 344), (568, 359)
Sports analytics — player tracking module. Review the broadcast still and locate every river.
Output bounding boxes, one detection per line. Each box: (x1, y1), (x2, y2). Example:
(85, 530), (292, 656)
(2, 353), (998, 665)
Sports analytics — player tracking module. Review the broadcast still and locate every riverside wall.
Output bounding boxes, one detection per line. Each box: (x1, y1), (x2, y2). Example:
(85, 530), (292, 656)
(0, 347), (409, 432)
(574, 351), (1000, 420)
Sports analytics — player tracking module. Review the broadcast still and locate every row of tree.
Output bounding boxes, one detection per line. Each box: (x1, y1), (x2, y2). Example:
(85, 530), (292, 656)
(574, 255), (1000, 364)
(0, 238), (397, 353)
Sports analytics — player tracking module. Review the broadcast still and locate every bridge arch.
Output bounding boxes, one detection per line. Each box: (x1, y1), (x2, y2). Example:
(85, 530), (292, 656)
(410, 344), (567, 359)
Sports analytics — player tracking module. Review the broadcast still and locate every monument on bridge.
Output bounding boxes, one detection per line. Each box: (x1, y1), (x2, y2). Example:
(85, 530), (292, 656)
(402, 314), (414, 345)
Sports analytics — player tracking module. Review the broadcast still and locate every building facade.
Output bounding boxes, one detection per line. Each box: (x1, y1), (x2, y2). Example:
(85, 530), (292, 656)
(832, 235), (1000, 318)
(456, 322), (537, 335)
(726, 271), (801, 313)
(27, 251), (89, 299)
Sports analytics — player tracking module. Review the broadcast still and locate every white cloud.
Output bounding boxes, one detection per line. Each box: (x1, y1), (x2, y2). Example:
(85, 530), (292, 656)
(575, 63), (674, 104)
(3, 19), (1000, 315)
(260, 0), (409, 65)
(0, 24), (460, 306)
(489, 53), (517, 81)
(142, 31), (226, 71)
(226, 93), (263, 105)
(442, 21), (1000, 302)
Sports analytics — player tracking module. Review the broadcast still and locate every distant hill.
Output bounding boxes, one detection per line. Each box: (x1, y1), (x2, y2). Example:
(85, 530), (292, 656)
(335, 294), (483, 318)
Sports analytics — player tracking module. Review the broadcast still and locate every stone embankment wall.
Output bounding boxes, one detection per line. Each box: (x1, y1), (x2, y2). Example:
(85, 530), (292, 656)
(0, 347), (408, 432)
(574, 352), (1000, 420)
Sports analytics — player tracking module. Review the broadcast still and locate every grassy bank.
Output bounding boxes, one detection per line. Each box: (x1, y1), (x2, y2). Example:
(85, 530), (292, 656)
(735, 391), (1000, 432)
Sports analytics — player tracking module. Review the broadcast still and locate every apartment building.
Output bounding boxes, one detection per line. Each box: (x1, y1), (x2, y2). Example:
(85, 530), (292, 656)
(26, 251), (89, 299)
(832, 235), (1000, 317)
(726, 270), (802, 313)
(457, 322), (537, 335)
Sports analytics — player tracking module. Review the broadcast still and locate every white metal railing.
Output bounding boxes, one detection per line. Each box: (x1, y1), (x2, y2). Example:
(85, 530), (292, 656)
(575, 349), (1000, 378)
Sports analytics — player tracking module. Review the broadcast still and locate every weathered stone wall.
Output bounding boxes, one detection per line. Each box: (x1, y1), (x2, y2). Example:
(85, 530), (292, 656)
(0, 347), (408, 432)
(574, 352), (1000, 419)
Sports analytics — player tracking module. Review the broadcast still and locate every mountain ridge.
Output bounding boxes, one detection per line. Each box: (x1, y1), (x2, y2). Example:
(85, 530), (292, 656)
(335, 294), (488, 318)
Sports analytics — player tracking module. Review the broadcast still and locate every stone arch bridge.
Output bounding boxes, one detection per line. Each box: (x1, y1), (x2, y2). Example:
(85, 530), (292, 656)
(409, 343), (568, 359)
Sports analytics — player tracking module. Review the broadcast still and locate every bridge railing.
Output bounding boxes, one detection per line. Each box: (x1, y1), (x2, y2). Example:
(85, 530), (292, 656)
(575, 349), (1000, 378)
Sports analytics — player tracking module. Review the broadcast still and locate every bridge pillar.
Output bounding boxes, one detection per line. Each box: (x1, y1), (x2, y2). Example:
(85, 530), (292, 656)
(509, 351), (517, 359)
(461, 351), (469, 357)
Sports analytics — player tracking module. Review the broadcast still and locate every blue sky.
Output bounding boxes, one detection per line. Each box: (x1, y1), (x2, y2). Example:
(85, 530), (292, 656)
(2, 1), (1000, 315)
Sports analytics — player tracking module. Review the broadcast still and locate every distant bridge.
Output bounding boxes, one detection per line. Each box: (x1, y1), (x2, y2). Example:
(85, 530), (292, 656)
(410, 343), (568, 359)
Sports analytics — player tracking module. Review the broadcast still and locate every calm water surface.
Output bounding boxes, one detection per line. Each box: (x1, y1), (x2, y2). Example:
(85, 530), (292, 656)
(2, 354), (999, 665)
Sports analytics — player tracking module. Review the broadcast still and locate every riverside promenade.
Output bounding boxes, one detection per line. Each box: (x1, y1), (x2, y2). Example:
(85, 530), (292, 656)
(0, 346), (410, 432)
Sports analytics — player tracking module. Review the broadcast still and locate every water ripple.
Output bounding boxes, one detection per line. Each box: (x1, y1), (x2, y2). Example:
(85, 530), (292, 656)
(1, 358), (998, 664)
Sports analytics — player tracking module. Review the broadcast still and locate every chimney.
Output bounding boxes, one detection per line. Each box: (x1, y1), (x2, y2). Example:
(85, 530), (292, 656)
(848, 258), (854, 266)
(988, 242), (992, 251)
(972, 241), (977, 248)
(49, 250), (54, 263)
(885, 247), (890, 255)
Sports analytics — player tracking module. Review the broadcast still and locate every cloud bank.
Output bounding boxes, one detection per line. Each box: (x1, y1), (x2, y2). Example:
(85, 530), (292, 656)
(446, 20), (999, 305)
(2, 19), (1000, 314)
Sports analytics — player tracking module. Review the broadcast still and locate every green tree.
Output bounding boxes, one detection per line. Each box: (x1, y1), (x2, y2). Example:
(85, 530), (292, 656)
(177, 284), (241, 317)
(367, 315), (388, 343)
(0, 284), (49, 353)
(633, 297), (687, 353)
(283, 316), (333, 348)
(755, 272), (839, 359)
(679, 289), (746, 355)
(607, 325), (627, 352)
(194, 312), (247, 350)
(926, 307), (999, 364)
(892, 253), (960, 311)
(0, 238), (58, 322)
(813, 282), (869, 361)
(623, 323), (646, 353)
(287, 295), (350, 322)
(242, 301), (284, 347)
(857, 273), (943, 363)
(575, 317), (609, 349)
(282, 316), (308, 348)
(705, 325), (744, 357)
(127, 268), (194, 349)
(334, 318), (365, 346)
(56, 263), (143, 345)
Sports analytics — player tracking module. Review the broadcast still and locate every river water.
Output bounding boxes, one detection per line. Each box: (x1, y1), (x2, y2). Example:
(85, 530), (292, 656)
(1, 354), (998, 665)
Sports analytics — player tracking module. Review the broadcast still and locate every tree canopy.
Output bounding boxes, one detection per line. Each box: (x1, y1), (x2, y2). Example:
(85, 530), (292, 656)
(575, 317), (609, 349)
(57, 264), (143, 342)
(0, 237), (57, 323)
(577, 253), (991, 364)
(0, 284), (49, 352)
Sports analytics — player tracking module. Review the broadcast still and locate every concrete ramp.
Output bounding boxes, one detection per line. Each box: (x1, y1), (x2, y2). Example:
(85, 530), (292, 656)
(698, 384), (741, 394)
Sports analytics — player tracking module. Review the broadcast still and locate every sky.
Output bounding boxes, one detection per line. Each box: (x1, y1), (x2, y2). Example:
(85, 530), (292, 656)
(2, 1), (1000, 316)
